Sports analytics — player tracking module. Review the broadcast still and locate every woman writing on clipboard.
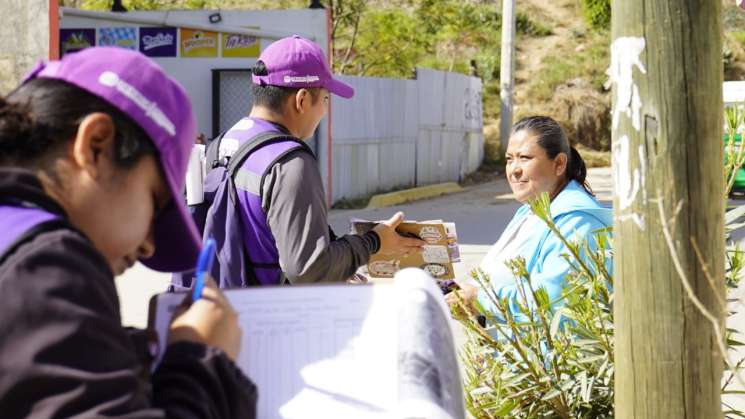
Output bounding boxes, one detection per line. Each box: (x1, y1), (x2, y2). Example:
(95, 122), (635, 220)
(0, 48), (256, 418)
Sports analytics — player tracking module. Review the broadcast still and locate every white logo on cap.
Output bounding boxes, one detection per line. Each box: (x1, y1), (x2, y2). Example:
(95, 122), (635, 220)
(98, 71), (176, 136)
(283, 75), (320, 84)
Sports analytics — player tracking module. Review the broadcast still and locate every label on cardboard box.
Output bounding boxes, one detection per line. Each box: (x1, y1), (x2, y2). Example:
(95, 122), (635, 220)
(351, 219), (460, 280)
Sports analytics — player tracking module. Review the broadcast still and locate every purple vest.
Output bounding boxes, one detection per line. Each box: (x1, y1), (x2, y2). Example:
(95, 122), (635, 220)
(225, 118), (307, 285)
(0, 205), (59, 259)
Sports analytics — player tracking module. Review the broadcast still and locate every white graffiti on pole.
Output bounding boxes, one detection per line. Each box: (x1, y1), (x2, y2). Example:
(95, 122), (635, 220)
(610, 37), (647, 230)
(609, 37), (646, 131)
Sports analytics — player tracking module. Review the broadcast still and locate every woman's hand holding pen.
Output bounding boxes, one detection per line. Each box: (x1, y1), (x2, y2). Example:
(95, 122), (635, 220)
(168, 276), (242, 361)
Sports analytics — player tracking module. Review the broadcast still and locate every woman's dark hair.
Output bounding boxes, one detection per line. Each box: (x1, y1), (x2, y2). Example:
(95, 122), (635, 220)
(0, 78), (155, 169)
(512, 115), (594, 196)
(249, 60), (320, 114)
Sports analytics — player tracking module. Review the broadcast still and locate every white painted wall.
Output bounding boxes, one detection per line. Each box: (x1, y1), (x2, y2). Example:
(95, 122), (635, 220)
(59, 10), (484, 204)
(60, 8), (332, 192)
(725, 81), (745, 106)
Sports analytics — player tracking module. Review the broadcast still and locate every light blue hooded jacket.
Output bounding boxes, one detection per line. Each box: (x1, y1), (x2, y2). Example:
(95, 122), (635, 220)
(477, 180), (612, 321)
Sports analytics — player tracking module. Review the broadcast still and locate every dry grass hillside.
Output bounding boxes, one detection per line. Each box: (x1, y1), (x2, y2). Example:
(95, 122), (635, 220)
(485, 0), (745, 169)
(483, 0), (612, 167)
(74, 0), (745, 170)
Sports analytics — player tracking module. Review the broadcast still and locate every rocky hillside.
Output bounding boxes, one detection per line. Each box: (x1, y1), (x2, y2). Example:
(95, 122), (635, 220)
(486, 0), (612, 166)
(75, 0), (745, 168)
(483, 0), (745, 167)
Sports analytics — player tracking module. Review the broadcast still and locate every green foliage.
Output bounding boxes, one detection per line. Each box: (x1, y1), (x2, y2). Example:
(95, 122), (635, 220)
(725, 104), (745, 197)
(516, 14), (552, 38)
(579, 0), (610, 31)
(455, 193), (613, 418)
(345, 8), (427, 78)
(723, 124), (745, 416)
(334, 0), (551, 81)
(75, 0), (307, 11)
(731, 31), (745, 46)
(457, 191), (745, 418)
(528, 31), (609, 101)
(336, 1), (502, 79)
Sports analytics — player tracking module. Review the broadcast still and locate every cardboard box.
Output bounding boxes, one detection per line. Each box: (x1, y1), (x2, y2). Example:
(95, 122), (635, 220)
(351, 219), (460, 280)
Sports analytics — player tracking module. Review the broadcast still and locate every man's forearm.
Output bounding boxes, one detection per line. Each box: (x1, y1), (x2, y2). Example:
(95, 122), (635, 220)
(285, 231), (379, 284)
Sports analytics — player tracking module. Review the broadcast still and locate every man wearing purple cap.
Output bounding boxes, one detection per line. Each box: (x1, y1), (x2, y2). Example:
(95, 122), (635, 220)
(193, 36), (423, 286)
(0, 47), (256, 418)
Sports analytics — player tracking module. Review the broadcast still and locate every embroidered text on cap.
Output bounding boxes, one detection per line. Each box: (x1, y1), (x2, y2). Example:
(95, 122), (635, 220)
(283, 75), (320, 83)
(98, 71), (176, 136)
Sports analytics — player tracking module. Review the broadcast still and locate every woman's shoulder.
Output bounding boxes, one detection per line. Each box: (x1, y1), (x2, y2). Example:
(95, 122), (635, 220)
(0, 225), (115, 301)
(551, 181), (612, 226)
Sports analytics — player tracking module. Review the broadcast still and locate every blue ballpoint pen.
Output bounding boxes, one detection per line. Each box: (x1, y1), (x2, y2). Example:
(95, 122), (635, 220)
(192, 238), (217, 301)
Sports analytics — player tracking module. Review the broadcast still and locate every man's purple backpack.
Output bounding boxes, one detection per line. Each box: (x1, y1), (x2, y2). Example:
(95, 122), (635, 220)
(171, 131), (311, 290)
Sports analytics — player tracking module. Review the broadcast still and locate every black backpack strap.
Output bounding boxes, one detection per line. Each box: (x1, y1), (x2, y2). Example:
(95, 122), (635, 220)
(222, 131), (313, 287)
(205, 130), (228, 170)
(257, 140), (315, 196)
(225, 132), (306, 177)
(226, 132), (315, 205)
(0, 219), (73, 268)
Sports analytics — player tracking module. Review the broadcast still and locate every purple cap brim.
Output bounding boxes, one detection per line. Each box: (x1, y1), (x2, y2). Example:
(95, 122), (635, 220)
(327, 77), (355, 99)
(141, 170), (201, 272)
(22, 47), (202, 274)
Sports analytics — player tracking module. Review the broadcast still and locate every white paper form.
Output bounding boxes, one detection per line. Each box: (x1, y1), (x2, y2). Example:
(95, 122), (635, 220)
(233, 284), (397, 418)
(150, 283), (398, 419)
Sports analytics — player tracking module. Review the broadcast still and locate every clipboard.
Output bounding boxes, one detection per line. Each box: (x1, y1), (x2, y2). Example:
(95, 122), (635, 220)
(146, 270), (465, 419)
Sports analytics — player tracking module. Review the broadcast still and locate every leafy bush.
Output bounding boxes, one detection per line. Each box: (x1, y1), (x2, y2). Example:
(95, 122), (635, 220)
(725, 105), (745, 196)
(455, 182), (745, 417)
(527, 30), (609, 102)
(453, 195), (613, 418)
(579, 0), (611, 31)
(516, 13), (553, 37)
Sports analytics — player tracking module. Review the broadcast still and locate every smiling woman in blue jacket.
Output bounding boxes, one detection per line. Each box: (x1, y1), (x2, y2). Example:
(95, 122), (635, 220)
(447, 116), (612, 321)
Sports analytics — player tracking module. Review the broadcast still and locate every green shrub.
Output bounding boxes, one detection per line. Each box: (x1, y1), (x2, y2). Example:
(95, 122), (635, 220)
(580, 0), (611, 31)
(455, 187), (745, 417)
(516, 13), (553, 37)
(454, 194), (614, 418)
(527, 30), (609, 102)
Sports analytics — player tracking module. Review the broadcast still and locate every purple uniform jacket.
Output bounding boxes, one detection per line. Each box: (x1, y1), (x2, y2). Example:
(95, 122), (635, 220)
(198, 117), (380, 286)
(0, 168), (257, 418)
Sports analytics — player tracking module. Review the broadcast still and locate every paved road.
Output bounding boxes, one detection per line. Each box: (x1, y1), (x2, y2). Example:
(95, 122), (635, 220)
(116, 168), (745, 410)
(116, 168), (613, 327)
(115, 182), (517, 326)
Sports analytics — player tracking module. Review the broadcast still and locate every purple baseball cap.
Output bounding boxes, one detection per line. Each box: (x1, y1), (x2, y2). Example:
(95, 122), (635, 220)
(252, 35), (354, 98)
(23, 47), (200, 272)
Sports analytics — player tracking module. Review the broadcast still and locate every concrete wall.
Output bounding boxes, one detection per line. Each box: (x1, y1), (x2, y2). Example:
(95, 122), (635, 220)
(0, 0), (50, 95)
(60, 8), (328, 140)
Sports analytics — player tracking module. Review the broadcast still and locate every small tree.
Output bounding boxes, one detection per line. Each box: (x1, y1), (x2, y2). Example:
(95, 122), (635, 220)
(579, 0), (611, 30)
(454, 195), (613, 418)
(455, 185), (745, 417)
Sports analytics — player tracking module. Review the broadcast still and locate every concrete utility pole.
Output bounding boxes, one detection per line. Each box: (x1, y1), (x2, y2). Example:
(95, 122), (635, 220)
(499, 0), (515, 151)
(612, 1), (724, 418)
(0, 0), (55, 95)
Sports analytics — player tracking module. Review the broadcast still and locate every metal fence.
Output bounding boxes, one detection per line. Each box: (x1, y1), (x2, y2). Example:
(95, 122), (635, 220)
(212, 68), (484, 204)
(331, 68), (483, 202)
(212, 68), (320, 156)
